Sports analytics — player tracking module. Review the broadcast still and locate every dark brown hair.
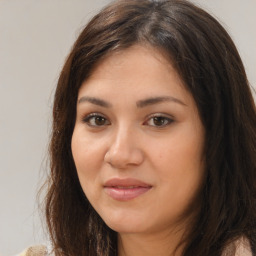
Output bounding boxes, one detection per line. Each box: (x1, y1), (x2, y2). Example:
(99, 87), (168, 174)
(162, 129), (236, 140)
(45, 0), (256, 255)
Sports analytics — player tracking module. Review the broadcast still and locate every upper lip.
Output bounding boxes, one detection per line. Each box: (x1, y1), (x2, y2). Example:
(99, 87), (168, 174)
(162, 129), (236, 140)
(104, 178), (152, 188)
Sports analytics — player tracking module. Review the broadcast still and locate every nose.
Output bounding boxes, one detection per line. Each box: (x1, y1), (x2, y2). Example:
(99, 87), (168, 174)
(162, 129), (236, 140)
(104, 126), (144, 169)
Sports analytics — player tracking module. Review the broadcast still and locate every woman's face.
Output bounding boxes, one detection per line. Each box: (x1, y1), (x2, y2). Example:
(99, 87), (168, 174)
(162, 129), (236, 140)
(71, 45), (205, 236)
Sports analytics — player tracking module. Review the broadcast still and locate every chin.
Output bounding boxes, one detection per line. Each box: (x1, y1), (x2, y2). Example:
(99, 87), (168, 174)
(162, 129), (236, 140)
(101, 211), (148, 234)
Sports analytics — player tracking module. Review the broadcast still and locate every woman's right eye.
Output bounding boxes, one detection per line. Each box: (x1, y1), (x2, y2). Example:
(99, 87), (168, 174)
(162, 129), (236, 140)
(82, 114), (110, 127)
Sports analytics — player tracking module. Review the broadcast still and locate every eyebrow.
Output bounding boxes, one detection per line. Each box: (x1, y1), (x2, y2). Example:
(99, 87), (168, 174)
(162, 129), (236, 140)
(136, 96), (187, 108)
(78, 96), (112, 108)
(77, 95), (186, 108)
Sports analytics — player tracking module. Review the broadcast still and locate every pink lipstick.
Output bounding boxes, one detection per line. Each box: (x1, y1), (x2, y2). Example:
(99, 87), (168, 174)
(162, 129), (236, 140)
(103, 178), (152, 201)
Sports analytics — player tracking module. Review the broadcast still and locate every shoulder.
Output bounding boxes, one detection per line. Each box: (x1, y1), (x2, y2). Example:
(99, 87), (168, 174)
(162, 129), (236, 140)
(18, 244), (54, 256)
(223, 237), (253, 256)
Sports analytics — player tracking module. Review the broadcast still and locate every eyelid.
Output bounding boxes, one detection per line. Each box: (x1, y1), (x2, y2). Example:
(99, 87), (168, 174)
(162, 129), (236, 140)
(145, 112), (175, 120)
(82, 112), (105, 119)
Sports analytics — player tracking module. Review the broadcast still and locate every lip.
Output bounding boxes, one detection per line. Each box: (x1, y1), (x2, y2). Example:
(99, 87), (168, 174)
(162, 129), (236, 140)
(103, 178), (152, 201)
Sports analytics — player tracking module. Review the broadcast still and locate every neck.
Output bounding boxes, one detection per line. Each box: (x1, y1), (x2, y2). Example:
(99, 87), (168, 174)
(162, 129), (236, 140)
(118, 227), (185, 256)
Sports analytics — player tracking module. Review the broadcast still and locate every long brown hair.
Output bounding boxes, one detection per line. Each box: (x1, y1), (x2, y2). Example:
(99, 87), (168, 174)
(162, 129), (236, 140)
(45, 0), (256, 255)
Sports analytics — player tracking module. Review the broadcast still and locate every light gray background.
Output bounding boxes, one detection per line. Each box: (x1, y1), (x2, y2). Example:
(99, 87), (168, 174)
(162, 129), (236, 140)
(0, 0), (255, 255)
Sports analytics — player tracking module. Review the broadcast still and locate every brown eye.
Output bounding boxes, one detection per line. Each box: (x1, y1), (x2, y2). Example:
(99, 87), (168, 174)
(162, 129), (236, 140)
(94, 116), (107, 126)
(144, 115), (174, 127)
(153, 117), (168, 126)
(83, 114), (110, 127)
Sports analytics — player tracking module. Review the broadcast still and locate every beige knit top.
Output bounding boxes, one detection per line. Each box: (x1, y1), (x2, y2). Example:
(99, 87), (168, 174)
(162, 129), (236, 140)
(18, 245), (49, 256)
(222, 237), (253, 256)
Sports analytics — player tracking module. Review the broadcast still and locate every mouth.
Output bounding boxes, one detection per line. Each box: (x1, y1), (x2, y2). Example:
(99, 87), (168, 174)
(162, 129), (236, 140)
(103, 178), (152, 201)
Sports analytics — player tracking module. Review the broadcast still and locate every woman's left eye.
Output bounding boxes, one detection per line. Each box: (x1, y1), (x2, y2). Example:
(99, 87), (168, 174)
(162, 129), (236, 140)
(144, 115), (174, 127)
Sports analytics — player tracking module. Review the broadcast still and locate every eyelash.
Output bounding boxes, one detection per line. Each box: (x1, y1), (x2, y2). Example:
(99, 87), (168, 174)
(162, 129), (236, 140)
(82, 113), (174, 128)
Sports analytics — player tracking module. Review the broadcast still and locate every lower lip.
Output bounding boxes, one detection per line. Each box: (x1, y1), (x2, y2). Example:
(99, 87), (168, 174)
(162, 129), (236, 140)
(104, 186), (151, 201)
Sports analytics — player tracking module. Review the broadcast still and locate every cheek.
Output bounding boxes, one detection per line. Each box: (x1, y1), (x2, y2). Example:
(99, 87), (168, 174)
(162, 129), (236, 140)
(71, 130), (102, 189)
(71, 139), (102, 208)
(154, 134), (204, 173)
(152, 126), (205, 196)
(71, 128), (103, 167)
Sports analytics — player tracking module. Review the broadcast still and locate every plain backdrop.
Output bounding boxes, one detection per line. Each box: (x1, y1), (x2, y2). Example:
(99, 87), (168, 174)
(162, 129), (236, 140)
(0, 0), (255, 255)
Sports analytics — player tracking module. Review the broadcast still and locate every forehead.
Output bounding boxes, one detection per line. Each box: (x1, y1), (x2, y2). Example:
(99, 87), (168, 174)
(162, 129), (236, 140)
(91, 44), (175, 76)
(79, 44), (187, 98)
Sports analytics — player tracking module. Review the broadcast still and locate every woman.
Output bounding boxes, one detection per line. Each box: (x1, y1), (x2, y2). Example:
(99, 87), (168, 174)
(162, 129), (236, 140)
(19, 0), (256, 255)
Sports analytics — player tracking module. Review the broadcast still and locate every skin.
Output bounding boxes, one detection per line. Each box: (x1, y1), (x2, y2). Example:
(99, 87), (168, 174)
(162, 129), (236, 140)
(71, 45), (205, 256)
